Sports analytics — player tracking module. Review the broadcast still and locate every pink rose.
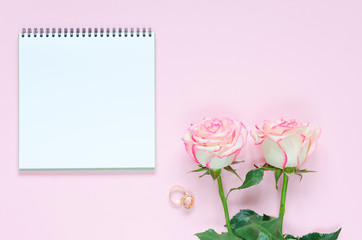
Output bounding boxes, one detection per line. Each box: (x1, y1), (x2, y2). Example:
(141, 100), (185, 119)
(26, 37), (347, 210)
(182, 118), (248, 169)
(251, 118), (321, 169)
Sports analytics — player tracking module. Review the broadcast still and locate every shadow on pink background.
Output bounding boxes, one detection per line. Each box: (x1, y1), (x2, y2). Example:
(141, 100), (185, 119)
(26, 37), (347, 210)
(0, 0), (361, 239)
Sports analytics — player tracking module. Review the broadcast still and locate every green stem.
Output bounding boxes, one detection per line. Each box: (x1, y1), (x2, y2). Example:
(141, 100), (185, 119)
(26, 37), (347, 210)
(279, 171), (289, 234)
(217, 175), (232, 232)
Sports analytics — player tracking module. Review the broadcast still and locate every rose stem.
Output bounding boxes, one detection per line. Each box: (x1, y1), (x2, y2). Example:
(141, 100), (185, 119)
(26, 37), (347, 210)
(279, 171), (289, 234)
(217, 175), (232, 232)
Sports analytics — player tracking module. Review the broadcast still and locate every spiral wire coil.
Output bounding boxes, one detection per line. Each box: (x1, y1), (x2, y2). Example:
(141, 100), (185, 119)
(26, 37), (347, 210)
(21, 28), (153, 38)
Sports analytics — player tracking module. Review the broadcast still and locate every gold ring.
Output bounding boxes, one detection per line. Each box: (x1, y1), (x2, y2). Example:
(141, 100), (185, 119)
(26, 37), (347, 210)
(169, 186), (194, 209)
(169, 185), (186, 206)
(181, 194), (195, 209)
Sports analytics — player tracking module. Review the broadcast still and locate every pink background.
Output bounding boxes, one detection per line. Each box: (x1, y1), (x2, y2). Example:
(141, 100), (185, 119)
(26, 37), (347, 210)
(0, 0), (361, 239)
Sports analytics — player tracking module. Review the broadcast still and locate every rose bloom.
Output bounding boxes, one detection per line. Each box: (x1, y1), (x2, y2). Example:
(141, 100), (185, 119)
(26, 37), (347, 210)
(182, 118), (248, 169)
(251, 118), (321, 169)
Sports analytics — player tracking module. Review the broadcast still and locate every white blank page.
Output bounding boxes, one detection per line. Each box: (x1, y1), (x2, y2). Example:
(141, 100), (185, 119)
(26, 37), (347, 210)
(18, 30), (155, 170)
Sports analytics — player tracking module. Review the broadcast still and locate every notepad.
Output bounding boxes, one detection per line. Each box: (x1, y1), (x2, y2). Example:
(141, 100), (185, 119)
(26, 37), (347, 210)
(18, 28), (155, 170)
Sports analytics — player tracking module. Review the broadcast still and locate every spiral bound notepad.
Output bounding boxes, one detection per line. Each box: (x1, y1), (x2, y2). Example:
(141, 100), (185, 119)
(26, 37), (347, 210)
(18, 28), (155, 170)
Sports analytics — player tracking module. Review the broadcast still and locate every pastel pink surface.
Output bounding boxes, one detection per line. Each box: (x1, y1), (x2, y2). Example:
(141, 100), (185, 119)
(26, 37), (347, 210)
(0, 0), (361, 239)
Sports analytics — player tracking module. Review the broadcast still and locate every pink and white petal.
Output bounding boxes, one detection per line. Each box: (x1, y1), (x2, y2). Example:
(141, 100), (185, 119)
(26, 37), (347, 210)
(218, 135), (244, 158)
(212, 118), (225, 134)
(182, 130), (194, 143)
(192, 134), (223, 146)
(240, 123), (248, 145)
(194, 144), (223, 153)
(255, 124), (262, 130)
(265, 133), (284, 142)
(182, 131), (197, 162)
(251, 129), (264, 144)
(229, 120), (242, 144)
(215, 120), (236, 138)
(281, 126), (307, 137)
(192, 118), (211, 137)
(261, 138), (286, 169)
(271, 125), (291, 135)
(263, 119), (286, 135)
(222, 118), (233, 129)
(207, 153), (237, 169)
(198, 121), (235, 140)
(279, 134), (304, 168)
(263, 120), (280, 131)
(266, 119), (305, 136)
(217, 123), (236, 143)
(302, 126), (317, 139)
(298, 139), (311, 166)
(193, 148), (216, 167)
(306, 126), (321, 158)
(217, 122), (247, 157)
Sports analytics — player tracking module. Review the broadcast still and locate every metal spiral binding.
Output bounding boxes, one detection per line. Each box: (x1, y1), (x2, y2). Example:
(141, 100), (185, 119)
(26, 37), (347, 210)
(21, 28), (153, 38)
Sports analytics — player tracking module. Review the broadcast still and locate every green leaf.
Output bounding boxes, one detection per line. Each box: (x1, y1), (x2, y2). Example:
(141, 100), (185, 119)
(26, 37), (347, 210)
(234, 216), (284, 240)
(210, 169), (222, 180)
(227, 168), (264, 198)
(284, 235), (298, 240)
(298, 228), (342, 240)
(231, 160), (245, 165)
(274, 169), (282, 190)
(258, 232), (271, 240)
(199, 170), (210, 178)
(189, 167), (208, 173)
(262, 214), (275, 221)
(189, 166), (212, 178)
(295, 172), (303, 181)
(195, 229), (241, 240)
(224, 166), (243, 182)
(298, 169), (317, 173)
(235, 168), (264, 189)
(230, 210), (262, 231)
(292, 168), (316, 181)
(260, 164), (281, 171)
(230, 210), (275, 232)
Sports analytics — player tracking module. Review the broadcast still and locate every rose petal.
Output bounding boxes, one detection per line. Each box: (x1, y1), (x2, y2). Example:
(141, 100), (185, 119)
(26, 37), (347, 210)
(261, 138), (286, 169)
(197, 119), (235, 140)
(218, 123), (247, 157)
(207, 152), (238, 169)
(193, 148), (216, 167)
(306, 126), (321, 158)
(298, 139), (311, 166)
(192, 134), (224, 146)
(279, 134), (304, 168)
(251, 127), (264, 145)
(182, 130), (197, 162)
(194, 144), (223, 153)
(280, 126), (308, 137)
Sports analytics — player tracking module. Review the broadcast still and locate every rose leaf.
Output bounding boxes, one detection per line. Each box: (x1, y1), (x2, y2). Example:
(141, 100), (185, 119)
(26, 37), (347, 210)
(298, 228), (342, 240)
(227, 168), (264, 198)
(234, 216), (284, 240)
(274, 169), (282, 190)
(195, 229), (241, 240)
(224, 166), (243, 182)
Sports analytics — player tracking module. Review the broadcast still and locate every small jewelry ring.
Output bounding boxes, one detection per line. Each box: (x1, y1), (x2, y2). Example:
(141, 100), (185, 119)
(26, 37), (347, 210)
(181, 194), (195, 209)
(169, 185), (186, 206)
(169, 186), (195, 209)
